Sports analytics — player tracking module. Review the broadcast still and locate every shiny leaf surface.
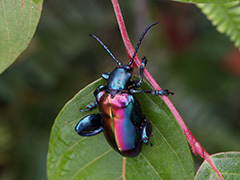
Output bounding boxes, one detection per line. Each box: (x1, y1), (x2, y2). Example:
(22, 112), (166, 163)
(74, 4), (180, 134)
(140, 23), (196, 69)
(47, 78), (195, 180)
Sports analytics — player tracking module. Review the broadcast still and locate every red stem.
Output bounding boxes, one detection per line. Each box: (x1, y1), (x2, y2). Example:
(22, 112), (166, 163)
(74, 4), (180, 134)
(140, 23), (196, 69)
(111, 0), (224, 179)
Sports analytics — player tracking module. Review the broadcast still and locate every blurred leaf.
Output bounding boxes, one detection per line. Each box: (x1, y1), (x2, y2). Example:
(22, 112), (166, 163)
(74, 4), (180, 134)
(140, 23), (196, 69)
(0, 121), (13, 153)
(0, 0), (43, 74)
(173, 0), (239, 3)
(47, 78), (195, 180)
(195, 152), (240, 180)
(197, 2), (240, 49)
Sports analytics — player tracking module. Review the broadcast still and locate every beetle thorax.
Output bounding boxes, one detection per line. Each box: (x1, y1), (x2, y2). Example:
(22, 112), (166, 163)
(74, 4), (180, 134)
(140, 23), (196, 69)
(107, 66), (132, 90)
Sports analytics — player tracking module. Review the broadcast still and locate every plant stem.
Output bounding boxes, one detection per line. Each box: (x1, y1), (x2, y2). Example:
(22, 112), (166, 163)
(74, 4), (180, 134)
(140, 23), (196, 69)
(111, 0), (224, 179)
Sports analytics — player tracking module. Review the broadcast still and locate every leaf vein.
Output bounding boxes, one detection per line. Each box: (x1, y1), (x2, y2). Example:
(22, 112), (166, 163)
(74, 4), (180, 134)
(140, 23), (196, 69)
(27, 0), (32, 40)
(2, 0), (11, 59)
(222, 172), (240, 175)
(52, 137), (87, 179)
(145, 95), (190, 180)
(70, 149), (113, 180)
(140, 152), (163, 179)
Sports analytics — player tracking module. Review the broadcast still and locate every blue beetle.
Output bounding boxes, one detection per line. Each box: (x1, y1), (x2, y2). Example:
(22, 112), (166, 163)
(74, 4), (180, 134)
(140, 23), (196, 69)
(75, 22), (173, 157)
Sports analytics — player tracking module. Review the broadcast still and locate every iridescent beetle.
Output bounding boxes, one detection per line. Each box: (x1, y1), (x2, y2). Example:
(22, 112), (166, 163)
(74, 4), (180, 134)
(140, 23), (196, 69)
(75, 22), (173, 157)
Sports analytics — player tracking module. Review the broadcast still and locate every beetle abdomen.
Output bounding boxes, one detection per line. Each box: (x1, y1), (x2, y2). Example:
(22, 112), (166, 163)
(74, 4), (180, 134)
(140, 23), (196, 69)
(97, 91), (144, 157)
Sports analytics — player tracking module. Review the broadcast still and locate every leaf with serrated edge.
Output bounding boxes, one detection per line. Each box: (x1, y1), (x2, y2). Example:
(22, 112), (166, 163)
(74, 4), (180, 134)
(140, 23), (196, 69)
(0, 0), (43, 74)
(195, 152), (240, 180)
(47, 78), (195, 180)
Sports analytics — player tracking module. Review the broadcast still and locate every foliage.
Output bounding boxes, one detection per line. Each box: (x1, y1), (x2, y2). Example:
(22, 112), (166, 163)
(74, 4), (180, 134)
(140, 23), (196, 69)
(174, 0), (240, 3)
(195, 152), (240, 180)
(47, 78), (195, 180)
(0, 0), (43, 74)
(197, 2), (240, 49)
(0, 0), (240, 179)
(173, 0), (240, 50)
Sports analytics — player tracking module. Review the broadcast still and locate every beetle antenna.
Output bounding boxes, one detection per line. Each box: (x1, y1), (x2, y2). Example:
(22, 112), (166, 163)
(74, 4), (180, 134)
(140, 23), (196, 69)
(89, 34), (122, 66)
(128, 22), (159, 66)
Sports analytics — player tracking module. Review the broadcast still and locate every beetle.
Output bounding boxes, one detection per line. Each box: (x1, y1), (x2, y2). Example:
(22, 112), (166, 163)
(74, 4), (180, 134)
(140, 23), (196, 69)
(75, 22), (173, 157)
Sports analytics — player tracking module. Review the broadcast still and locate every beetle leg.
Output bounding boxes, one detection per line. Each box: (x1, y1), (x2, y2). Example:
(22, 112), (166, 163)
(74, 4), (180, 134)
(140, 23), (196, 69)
(94, 85), (106, 97)
(130, 89), (174, 96)
(75, 113), (103, 136)
(133, 57), (148, 87)
(80, 85), (106, 112)
(80, 101), (98, 112)
(101, 72), (111, 80)
(141, 119), (152, 146)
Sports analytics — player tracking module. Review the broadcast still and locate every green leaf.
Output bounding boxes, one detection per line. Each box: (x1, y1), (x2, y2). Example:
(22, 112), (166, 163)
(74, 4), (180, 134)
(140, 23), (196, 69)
(195, 152), (240, 180)
(173, 0), (240, 3)
(47, 78), (195, 180)
(0, 0), (43, 74)
(197, 2), (240, 49)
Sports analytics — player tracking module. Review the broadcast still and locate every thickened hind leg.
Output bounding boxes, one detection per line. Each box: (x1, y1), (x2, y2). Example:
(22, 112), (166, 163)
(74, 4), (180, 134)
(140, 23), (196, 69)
(141, 119), (152, 146)
(75, 114), (103, 136)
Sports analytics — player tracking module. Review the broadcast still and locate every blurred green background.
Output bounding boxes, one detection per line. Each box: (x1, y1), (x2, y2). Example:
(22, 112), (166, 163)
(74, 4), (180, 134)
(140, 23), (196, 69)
(0, 0), (240, 179)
